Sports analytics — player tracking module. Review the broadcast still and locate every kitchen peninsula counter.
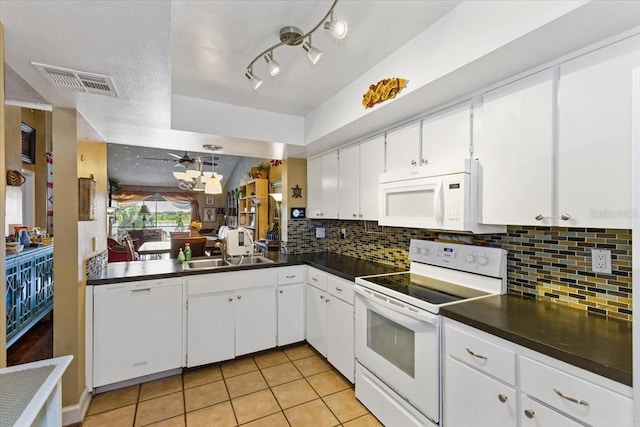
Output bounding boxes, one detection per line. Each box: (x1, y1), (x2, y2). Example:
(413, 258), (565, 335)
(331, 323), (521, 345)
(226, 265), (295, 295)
(86, 251), (403, 285)
(441, 294), (632, 386)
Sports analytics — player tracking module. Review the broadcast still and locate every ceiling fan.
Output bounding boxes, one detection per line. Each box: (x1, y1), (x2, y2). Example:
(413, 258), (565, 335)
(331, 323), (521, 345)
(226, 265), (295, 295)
(143, 151), (218, 168)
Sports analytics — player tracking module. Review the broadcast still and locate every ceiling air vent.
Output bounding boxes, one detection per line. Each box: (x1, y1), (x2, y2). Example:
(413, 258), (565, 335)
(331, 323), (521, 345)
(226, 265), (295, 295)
(32, 62), (119, 98)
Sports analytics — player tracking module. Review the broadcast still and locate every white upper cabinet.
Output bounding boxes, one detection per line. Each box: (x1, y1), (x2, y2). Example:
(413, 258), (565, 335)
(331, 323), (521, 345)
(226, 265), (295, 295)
(421, 104), (472, 175)
(338, 135), (385, 220)
(338, 144), (360, 219)
(474, 70), (555, 226)
(307, 151), (339, 219)
(359, 135), (385, 220)
(557, 36), (639, 228)
(386, 121), (421, 171)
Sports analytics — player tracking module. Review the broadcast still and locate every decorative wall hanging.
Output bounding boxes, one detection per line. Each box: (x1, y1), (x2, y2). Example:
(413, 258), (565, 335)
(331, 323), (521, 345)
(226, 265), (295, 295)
(362, 77), (407, 109)
(78, 174), (96, 221)
(292, 185), (302, 198)
(7, 170), (26, 186)
(21, 122), (36, 164)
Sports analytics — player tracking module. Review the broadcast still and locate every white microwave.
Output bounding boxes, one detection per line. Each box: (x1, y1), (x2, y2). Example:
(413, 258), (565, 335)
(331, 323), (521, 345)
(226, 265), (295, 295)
(378, 160), (505, 233)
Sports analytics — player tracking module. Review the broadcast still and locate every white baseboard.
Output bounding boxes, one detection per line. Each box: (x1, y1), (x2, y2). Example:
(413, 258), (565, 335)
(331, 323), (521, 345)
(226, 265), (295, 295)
(62, 386), (91, 426)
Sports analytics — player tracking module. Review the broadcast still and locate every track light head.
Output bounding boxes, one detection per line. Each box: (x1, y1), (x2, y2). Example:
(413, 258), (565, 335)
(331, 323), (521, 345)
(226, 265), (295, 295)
(324, 12), (348, 39)
(264, 52), (281, 76)
(245, 69), (263, 90)
(302, 40), (323, 65)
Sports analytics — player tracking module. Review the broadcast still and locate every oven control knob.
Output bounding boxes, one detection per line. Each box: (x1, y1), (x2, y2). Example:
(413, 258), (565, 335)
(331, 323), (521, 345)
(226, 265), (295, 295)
(420, 248), (429, 255)
(465, 254), (476, 263)
(478, 256), (489, 265)
(413, 247), (421, 254)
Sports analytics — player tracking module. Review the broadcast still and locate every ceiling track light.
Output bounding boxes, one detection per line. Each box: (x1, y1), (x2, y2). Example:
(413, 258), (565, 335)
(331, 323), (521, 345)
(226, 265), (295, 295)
(244, 0), (347, 90)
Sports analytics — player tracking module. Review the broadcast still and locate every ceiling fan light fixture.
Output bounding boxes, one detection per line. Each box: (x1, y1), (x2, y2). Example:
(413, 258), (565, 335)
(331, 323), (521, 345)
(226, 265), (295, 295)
(186, 169), (201, 179)
(302, 39), (322, 65)
(264, 51), (281, 76)
(245, 69), (263, 90)
(173, 171), (188, 180)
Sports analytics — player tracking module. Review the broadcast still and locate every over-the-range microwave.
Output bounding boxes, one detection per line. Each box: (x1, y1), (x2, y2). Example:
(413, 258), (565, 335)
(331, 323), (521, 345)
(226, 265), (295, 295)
(378, 159), (505, 234)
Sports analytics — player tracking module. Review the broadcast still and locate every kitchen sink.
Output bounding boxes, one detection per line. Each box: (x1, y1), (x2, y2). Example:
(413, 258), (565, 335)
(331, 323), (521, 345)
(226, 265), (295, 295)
(226, 255), (275, 266)
(182, 258), (229, 270)
(181, 255), (274, 270)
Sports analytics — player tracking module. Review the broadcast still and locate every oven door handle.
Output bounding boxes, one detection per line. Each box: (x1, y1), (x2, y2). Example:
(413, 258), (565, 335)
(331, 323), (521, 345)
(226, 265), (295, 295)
(355, 286), (439, 325)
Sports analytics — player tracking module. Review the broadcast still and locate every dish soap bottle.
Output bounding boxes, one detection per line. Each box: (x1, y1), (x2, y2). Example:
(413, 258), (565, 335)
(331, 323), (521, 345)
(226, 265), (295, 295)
(177, 248), (186, 264)
(184, 243), (192, 261)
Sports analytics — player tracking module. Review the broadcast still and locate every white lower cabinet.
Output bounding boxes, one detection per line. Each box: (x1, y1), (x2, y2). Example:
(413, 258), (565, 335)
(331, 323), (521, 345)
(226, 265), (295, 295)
(443, 318), (632, 427)
(185, 270), (277, 368)
(277, 267), (305, 346)
(92, 278), (183, 388)
(444, 356), (517, 427)
(305, 268), (355, 382)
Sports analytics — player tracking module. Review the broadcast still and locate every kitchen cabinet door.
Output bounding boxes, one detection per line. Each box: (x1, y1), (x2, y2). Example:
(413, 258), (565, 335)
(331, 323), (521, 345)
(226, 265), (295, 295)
(321, 151), (339, 219)
(235, 285), (277, 356)
(307, 152), (338, 219)
(386, 121), (421, 171)
(307, 156), (322, 218)
(187, 291), (235, 367)
(421, 104), (471, 176)
(338, 144), (360, 219)
(327, 297), (354, 383)
(93, 280), (183, 386)
(444, 356), (517, 427)
(305, 283), (328, 356)
(359, 135), (385, 220)
(473, 70), (554, 226)
(557, 37), (640, 228)
(278, 282), (305, 346)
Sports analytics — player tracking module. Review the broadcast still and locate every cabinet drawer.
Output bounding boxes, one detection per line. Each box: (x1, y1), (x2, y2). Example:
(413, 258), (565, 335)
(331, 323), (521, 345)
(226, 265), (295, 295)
(327, 275), (354, 305)
(445, 324), (516, 385)
(521, 395), (582, 427)
(307, 268), (328, 291)
(521, 356), (632, 427)
(277, 267), (305, 285)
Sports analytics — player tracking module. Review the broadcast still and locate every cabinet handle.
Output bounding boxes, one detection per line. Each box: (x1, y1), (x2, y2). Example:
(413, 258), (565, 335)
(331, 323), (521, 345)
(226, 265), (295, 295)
(535, 214), (544, 221)
(466, 348), (487, 360)
(497, 394), (508, 403)
(410, 160), (417, 166)
(228, 297), (233, 302)
(335, 287), (343, 293)
(279, 289), (284, 294)
(131, 288), (151, 294)
(237, 295), (242, 300)
(286, 275), (296, 279)
(553, 388), (589, 406)
(320, 295), (324, 300)
(421, 159), (428, 165)
(312, 277), (318, 282)
(353, 213), (357, 218)
(560, 213), (571, 221)
(359, 214), (363, 218)
(524, 409), (535, 419)
(325, 298), (330, 303)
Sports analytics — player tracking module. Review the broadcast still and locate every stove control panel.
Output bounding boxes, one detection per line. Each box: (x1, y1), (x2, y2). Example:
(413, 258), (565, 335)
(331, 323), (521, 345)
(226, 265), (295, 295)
(409, 239), (507, 278)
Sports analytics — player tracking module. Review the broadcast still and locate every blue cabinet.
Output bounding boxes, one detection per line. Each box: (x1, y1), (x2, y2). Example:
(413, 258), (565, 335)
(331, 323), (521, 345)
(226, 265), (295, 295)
(6, 245), (54, 347)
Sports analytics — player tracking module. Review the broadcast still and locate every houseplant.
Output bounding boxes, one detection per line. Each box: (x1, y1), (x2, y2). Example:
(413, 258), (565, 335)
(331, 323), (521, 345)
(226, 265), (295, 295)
(256, 162), (271, 179)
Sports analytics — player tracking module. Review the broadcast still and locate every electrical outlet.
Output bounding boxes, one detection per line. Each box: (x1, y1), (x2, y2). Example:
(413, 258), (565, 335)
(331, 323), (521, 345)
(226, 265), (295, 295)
(340, 228), (347, 239)
(591, 249), (612, 274)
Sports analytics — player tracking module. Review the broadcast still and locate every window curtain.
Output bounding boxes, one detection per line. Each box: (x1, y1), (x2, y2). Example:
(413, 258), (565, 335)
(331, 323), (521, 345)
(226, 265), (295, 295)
(113, 190), (201, 222)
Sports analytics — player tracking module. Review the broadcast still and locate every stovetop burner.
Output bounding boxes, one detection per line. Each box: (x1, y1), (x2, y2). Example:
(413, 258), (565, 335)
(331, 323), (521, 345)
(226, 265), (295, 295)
(361, 272), (489, 306)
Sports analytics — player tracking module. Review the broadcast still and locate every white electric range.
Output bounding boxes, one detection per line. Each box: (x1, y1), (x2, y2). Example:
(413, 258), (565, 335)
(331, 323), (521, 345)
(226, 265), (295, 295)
(354, 239), (507, 427)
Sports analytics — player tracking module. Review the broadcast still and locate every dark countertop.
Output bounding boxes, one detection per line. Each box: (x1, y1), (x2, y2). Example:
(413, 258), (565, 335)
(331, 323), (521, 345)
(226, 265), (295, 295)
(86, 251), (403, 285)
(440, 294), (632, 387)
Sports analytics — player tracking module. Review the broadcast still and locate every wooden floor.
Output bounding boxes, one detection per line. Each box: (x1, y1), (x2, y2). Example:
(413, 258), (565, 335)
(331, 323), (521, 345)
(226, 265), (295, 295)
(6, 311), (53, 366)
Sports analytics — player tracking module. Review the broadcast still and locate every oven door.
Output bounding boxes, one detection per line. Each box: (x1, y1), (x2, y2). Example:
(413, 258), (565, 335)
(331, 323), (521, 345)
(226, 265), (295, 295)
(354, 285), (440, 423)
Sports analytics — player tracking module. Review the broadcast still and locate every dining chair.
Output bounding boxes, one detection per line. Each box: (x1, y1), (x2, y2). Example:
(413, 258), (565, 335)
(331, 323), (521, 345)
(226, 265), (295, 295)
(170, 237), (207, 258)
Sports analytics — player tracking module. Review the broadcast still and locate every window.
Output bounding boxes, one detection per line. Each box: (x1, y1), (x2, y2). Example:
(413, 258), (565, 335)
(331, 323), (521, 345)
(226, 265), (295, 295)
(113, 199), (191, 240)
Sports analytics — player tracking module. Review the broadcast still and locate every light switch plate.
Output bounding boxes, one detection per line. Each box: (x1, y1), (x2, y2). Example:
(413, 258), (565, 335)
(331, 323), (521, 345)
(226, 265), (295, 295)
(591, 249), (612, 274)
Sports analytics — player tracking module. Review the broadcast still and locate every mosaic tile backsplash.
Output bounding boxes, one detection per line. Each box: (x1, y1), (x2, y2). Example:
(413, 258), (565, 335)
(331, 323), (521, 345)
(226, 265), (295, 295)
(286, 220), (632, 320)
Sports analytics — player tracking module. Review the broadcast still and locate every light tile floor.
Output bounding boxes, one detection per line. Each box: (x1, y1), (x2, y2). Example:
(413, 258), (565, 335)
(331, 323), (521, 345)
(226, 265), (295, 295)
(82, 342), (383, 427)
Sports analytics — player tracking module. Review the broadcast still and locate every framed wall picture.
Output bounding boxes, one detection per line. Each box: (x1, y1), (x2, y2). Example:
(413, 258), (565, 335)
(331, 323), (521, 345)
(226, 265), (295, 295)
(205, 195), (214, 206)
(21, 122), (36, 164)
(203, 207), (216, 222)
